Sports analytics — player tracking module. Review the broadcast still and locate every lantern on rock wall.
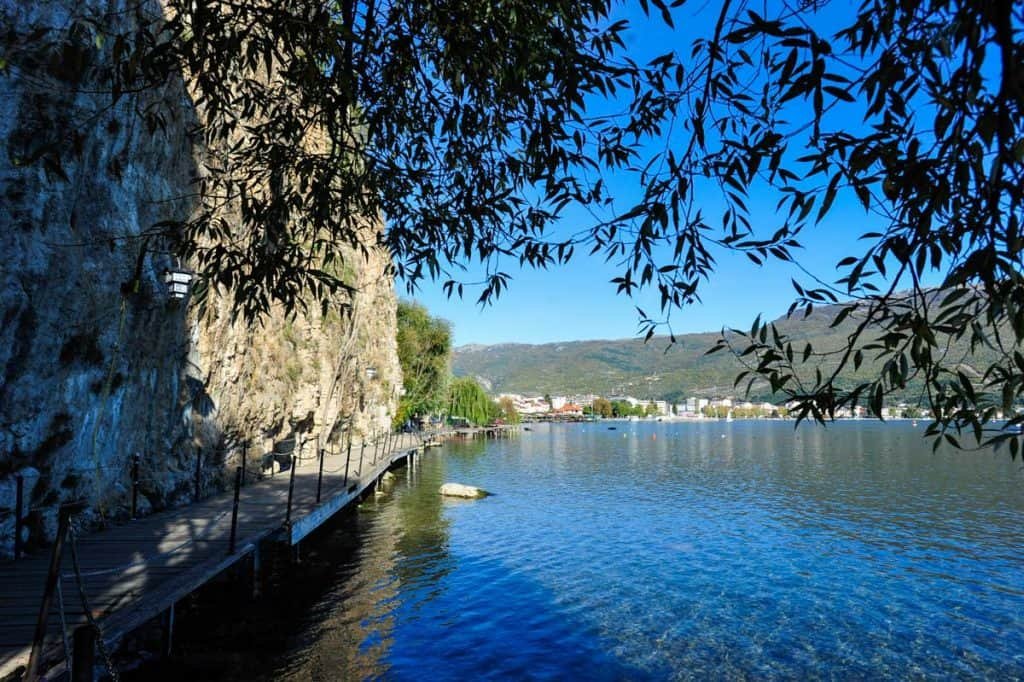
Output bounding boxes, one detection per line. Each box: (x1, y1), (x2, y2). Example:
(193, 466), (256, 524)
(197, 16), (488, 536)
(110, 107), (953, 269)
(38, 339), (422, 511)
(163, 266), (193, 300)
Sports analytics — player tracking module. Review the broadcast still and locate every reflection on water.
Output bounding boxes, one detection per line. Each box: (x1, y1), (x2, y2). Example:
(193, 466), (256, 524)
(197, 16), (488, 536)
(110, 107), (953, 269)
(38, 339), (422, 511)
(132, 422), (1024, 680)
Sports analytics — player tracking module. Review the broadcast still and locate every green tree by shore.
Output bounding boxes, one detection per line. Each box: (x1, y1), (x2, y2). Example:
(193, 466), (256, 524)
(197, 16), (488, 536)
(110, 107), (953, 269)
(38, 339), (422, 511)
(497, 396), (522, 425)
(395, 302), (452, 426)
(448, 377), (501, 426)
(591, 397), (613, 418)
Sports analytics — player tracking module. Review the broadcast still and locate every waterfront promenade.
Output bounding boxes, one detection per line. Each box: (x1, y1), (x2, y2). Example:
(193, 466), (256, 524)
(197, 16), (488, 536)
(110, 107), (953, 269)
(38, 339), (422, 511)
(0, 430), (431, 680)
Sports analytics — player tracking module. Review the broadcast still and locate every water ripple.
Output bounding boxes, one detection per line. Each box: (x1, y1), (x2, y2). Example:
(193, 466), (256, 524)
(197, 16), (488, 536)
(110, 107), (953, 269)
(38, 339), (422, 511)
(131, 422), (1024, 680)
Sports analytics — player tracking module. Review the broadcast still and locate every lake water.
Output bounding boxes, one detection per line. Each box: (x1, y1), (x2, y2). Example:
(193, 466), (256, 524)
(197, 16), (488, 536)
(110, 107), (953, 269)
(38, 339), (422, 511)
(137, 421), (1024, 679)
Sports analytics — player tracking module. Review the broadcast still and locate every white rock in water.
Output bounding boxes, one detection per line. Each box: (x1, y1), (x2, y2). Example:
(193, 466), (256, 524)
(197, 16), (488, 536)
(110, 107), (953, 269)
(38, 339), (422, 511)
(440, 483), (490, 499)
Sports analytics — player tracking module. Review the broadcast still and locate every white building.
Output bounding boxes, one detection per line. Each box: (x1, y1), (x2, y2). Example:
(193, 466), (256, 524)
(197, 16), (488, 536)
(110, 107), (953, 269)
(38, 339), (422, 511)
(646, 400), (670, 416)
(511, 396), (549, 414)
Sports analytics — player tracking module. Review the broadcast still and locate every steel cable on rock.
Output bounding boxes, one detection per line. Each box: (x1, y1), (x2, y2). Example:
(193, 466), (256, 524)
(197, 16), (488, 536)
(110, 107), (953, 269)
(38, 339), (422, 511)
(26, 497), (90, 514)
(320, 459), (357, 475)
(241, 468), (266, 484)
(21, 464), (131, 513)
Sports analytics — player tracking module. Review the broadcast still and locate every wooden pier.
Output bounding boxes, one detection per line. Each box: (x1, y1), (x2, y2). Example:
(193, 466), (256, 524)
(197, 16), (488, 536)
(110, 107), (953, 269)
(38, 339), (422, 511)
(0, 430), (436, 681)
(451, 425), (518, 440)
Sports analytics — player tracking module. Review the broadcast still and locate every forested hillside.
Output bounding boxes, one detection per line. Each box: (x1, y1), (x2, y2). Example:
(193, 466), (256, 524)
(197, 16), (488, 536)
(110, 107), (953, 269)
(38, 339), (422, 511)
(453, 303), (989, 403)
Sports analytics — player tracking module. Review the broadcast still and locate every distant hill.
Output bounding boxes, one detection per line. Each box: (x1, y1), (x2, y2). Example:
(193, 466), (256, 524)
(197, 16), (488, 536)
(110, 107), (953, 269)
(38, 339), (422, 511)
(452, 302), (987, 403)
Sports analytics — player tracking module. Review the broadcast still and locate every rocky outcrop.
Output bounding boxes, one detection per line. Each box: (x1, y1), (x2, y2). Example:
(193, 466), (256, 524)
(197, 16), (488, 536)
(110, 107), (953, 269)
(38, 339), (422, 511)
(189, 239), (401, 475)
(0, 1), (400, 558)
(439, 483), (491, 499)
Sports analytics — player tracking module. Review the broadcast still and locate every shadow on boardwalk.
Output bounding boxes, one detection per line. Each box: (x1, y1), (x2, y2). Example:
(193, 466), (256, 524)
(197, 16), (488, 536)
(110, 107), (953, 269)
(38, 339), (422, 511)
(0, 432), (428, 680)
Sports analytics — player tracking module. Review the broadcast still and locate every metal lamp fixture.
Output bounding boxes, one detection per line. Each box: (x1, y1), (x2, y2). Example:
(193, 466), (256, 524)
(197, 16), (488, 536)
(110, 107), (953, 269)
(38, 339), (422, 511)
(365, 366), (379, 380)
(163, 266), (193, 300)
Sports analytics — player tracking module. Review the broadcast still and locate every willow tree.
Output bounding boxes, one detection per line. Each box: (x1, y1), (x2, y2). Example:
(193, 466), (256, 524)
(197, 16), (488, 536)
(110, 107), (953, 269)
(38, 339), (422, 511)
(5, 0), (1023, 450)
(395, 301), (451, 425)
(497, 396), (521, 424)
(448, 377), (500, 426)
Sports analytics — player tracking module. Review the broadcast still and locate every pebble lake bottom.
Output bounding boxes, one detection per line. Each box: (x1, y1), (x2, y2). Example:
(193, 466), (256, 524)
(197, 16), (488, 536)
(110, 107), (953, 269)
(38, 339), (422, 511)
(127, 421), (1024, 680)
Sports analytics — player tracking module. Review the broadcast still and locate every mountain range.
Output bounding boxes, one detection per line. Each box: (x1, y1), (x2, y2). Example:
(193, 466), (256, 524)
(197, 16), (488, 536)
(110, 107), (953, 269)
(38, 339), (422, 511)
(452, 302), (982, 403)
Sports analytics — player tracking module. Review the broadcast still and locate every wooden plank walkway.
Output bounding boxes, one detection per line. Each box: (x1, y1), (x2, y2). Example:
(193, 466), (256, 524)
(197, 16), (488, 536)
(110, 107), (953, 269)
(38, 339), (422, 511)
(0, 431), (427, 680)
(452, 425), (518, 439)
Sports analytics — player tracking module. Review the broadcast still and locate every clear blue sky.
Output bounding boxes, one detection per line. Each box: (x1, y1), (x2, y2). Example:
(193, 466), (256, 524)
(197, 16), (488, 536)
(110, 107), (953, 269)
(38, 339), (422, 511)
(405, 204), (869, 346)
(397, 2), (929, 347)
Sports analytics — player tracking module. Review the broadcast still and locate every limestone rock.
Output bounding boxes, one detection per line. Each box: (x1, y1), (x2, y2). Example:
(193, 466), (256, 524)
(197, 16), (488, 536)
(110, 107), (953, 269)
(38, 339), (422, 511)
(0, 516), (14, 560)
(134, 494), (154, 518)
(440, 483), (491, 499)
(35, 507), (59, 543)
(0, 479), (15, 516)
(0, 0), (403, 552)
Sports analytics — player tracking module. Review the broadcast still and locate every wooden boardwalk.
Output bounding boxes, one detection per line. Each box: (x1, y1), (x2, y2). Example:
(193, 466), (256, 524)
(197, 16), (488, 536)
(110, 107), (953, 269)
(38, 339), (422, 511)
(451, 425), (518, 439)
(0, 431), (428, 680)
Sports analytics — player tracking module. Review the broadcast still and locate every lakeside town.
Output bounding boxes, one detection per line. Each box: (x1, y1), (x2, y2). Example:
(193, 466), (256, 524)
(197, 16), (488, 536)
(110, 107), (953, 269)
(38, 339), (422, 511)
(499, 393), (933, 421)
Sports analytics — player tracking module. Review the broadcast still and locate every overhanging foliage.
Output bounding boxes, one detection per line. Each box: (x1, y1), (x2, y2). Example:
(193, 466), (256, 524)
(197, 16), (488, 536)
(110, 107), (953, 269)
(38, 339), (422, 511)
(4, 0), (1023, 450)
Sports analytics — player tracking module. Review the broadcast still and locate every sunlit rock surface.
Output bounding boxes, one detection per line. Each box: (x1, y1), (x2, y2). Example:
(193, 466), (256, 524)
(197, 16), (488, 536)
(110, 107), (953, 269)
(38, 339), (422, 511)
(440, 483), (491, 499)
(0, 0), (400, 557)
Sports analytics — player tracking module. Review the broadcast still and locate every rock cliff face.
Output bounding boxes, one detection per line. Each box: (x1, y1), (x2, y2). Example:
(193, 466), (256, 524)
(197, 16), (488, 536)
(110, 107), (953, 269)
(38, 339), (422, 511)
(0, 0), (400, 558)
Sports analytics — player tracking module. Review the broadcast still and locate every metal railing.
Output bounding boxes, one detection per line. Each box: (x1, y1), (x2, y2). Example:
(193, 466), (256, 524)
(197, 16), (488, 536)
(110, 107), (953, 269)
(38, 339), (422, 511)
(17, 422), (452, 681)
(10, 423), (452, 568)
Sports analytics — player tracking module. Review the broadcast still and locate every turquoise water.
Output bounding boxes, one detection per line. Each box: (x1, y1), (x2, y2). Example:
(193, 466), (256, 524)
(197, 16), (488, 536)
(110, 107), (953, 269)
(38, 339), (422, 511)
(139, 421), (1024, 679)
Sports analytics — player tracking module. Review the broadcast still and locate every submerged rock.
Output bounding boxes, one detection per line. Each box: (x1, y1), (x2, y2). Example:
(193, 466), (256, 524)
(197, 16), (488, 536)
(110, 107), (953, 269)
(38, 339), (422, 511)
(440, 483), (490, 499)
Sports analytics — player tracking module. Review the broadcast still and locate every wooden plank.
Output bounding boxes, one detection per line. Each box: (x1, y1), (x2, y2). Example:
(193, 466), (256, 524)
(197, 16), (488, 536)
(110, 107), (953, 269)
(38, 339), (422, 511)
(97, 543), (255, 651)
(286, 452), (408, 545)
(287, 487), (359, 545)
(0, 437), (448, 680)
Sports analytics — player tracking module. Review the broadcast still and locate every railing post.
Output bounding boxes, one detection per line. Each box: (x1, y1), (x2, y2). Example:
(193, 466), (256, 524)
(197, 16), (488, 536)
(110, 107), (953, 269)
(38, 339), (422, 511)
(194, 449), (202, 503)
(250, 547), (262, 599)
(241, 440), (248, 488)
(229, 466), (241, 555)
(316, 445), (325, 503)
(344, 435), (352, 486)
(285, 455), (296, 525)
(26, 507), (72, 680)
(358, 437), (366, 476)
(71, 624), (96, 682)
(161, 603), (175, 658)
(131, 454), (140, 519)
(14, 474), (24, 560)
